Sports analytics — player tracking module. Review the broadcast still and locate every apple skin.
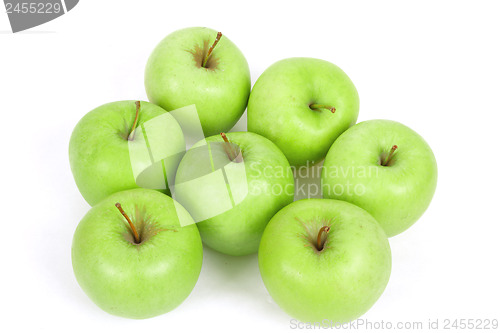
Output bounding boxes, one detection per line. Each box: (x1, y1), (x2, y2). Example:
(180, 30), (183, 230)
(69, 101), (185, 206)
(71, 188), (203, 319)
(248, 57), (359, 166)
(258, 199), (391, 323)
(321, 119), (437, 237)
(145, 27), (251, 137)
(174, 132), (294, 256)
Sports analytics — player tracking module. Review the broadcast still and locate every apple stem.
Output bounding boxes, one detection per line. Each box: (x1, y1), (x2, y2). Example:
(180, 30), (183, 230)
(202, 32), (222, 68)
(115, 203), (140, 243)
(310, 103), (336, 113)
(317, 226), (331, 251)
(382, 145), (398, 166)
(220, 132), (242, 163)
(128, 101), (141, 141)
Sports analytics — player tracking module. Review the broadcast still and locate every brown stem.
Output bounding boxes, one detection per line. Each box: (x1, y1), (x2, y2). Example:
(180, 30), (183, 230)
(128, 101), (140, 141)
(317, 226), (331, 251)
(310, 103), (336, 113)
(382, 145), (398, 166)
(202, 32), (222, 68)
(115, 203), (140, 243)
(220, 132), (242, 162)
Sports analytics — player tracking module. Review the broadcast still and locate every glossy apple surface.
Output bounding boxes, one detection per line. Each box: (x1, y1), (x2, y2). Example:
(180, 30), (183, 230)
(259, 199), (391, 323)
(321, 119), (437, 237)
(174, 132), (294, 256)
(69, 101), (185, 206)
(145, 27), (251, 136)
(248, 57), (359, 166)
(72, 188), (203, 319)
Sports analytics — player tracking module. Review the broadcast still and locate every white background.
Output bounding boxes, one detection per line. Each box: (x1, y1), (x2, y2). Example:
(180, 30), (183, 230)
(1, 1), (499, 332)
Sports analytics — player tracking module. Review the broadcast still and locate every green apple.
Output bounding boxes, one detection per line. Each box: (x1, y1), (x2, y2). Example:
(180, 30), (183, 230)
(71, 188), (203, 319)
(69, 100), (185, 206)
(248, 57), (359, 166)
(145, 27), (251, 137)
(258, 199), (391, 323)
(174, 131), (294, 256)
(321, 119), (438, 237)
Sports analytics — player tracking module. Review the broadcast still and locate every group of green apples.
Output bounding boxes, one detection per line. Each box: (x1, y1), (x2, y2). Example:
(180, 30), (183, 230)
(69, 27), (437, 322)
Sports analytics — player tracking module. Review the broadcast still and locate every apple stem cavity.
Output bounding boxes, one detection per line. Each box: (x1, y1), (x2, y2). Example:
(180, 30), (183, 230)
(220, 132), (243, 163)
(202, 32), (222, 68)
(309, 103), (336, 113)
(382, 145), (398, 166)
(115, 203), (140, 244)
(128, 101), (141, 141)
(316, 226), (331, 251)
